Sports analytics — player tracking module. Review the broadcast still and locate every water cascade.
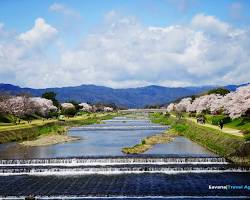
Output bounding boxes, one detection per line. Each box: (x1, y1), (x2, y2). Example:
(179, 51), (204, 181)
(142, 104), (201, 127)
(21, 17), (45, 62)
(0, 156), (249, 176)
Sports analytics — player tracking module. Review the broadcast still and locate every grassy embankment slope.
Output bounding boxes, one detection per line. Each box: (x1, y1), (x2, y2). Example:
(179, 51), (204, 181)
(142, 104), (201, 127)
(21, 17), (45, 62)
(150, 113), (250, 165)
(185, 114), (250, 139)
(185, 116), (243, 137)
(0, 113), (116, 144)
(205, 115), (250, 139)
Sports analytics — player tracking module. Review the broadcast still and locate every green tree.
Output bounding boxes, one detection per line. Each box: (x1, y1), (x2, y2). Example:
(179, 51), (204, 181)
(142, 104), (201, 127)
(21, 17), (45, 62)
(207, 88), (230, 96)
(61, 107), (77, 117)
(42, 92), (60, 108)
(68, 100), (81, 111)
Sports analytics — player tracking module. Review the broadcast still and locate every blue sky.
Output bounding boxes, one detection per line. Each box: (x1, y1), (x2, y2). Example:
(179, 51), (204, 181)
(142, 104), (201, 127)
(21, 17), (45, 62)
(2, 0), (250, 39)
(0, 0), (250, 88)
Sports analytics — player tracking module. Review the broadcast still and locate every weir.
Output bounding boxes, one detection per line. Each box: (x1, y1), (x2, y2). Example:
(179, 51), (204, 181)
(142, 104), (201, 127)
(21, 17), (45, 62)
(0, 156), (228, 166)
(0, 156), (249, 176)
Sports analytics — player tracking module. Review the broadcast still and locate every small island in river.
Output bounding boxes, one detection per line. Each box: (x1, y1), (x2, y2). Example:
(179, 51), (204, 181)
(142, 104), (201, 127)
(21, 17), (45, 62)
(20, 134), (81, 147)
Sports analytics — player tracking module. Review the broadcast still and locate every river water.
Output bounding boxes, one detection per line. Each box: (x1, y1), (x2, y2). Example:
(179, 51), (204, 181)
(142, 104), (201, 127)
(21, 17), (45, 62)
(0, 117), (214, 159)
(0, 117), (249, 199)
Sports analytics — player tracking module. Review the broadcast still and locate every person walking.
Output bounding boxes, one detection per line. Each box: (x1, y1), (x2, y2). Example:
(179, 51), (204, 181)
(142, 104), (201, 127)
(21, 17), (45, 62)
(219, 120), (224, 130)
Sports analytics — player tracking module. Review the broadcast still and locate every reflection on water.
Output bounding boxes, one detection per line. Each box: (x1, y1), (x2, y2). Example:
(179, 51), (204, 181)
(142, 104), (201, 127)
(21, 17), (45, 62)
(146, 137), (215, 156)
(0, 117), (215, 159)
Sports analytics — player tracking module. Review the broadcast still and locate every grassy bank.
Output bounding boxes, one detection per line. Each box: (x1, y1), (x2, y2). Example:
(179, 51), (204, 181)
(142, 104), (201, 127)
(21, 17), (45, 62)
(0, 113), (116, 144)
(150, 113), (250, 165)
(122, 132), (177, 154)
(188, 114), (250, 139)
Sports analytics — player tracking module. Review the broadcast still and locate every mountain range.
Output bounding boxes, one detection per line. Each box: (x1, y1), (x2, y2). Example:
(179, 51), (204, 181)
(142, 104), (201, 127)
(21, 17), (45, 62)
(0, 83), (246, 108)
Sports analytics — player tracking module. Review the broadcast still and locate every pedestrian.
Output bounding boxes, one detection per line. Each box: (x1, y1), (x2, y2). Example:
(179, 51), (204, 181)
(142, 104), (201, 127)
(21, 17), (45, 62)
(219, 120), (224, 130)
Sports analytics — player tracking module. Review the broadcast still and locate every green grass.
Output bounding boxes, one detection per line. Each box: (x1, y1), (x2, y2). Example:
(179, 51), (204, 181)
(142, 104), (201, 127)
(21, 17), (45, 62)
(226, 118), (250, 140)
(0, 113), (117, 144)
(150, 113), (250, 165)
(188, 114), (250, 141)
(226, 117), (250, 131)
(198, 115), (250, 132)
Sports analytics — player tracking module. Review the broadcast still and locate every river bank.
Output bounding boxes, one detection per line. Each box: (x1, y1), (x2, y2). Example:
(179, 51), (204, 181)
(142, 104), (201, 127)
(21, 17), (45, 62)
(150, 113), (250, 165)
(0, 113), (116, 144)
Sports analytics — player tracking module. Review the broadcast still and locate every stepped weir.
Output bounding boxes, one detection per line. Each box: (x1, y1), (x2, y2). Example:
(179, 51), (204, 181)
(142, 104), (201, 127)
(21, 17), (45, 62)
(0, 156), (249, 176)
(0, 156), (250, 199)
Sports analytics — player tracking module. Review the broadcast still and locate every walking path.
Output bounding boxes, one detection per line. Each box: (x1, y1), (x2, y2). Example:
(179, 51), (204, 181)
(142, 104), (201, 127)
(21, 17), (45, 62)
(0, 115), (91, 132)
(170, 114), (243, 137)
(186, 117), (244, 137)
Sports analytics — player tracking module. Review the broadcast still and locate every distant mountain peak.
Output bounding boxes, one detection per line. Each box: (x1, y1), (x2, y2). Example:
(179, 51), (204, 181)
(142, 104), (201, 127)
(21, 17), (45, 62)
(0, 83), (247, 108)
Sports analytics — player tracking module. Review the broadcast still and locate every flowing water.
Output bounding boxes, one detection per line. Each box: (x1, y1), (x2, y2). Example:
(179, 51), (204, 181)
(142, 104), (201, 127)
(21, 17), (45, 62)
(0, 117), (214, 159)
(0, 117), (249, 199)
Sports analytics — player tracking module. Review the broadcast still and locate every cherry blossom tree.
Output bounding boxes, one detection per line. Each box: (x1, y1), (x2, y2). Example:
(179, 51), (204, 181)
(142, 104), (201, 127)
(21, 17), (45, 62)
(0, 95), (58, 121)
(175, 98), (192, 112)
(61, 103), (75, 109)
(61, 103), (76, 117)
(166, 103), (175, 112)
(171, 84), (250, 119)
(188, 94), (222, 113)
(0, 95), (36, 123)
(79, 103), (92, 112)
(31, 97), (58, 117)
(0, 93), (11, 115)
(103, 106), (114, 112)
(222, 85), (250, 119)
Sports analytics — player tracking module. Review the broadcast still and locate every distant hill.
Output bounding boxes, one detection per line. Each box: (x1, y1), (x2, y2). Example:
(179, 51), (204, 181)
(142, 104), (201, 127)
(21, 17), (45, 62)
(224, 83), (249, 91)
(0, 83), (245, 108)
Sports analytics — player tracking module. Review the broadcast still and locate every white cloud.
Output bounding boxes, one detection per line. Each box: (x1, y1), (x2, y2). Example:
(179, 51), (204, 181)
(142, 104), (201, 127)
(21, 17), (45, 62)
(1, 13), (250, 88)
(191, 13), (230, 36)
(49, 3), (80, 19)
(18, 18), (58, 48)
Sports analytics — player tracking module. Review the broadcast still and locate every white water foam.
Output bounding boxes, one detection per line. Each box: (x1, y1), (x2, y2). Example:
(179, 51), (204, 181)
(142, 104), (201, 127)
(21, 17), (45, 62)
(0, 157), (228, 167)
(0, 168), (249, 176)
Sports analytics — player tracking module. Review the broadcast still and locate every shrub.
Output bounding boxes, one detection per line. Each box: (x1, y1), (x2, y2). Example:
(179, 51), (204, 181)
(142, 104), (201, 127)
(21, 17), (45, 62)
(207, 87), (230, 96)
(244, 134), (250, 141)
(48, 111), (59, 118)
(189, 112), (196, 118)
(211, 115), (231, 125)
(164, 112), (170, 118)
(241, 130), (250, 135)
(175, 111), (184, 120)
(196, 113), (206, 119)
(61, 107), (77, 117)
(173, 124), (188, 133)
(0, 114), (12, 123)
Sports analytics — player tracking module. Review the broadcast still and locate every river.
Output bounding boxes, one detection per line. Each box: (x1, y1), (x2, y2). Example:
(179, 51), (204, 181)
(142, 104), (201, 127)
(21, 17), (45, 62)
(0, 117), (214, 158)
(0, 116), (249, 199)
